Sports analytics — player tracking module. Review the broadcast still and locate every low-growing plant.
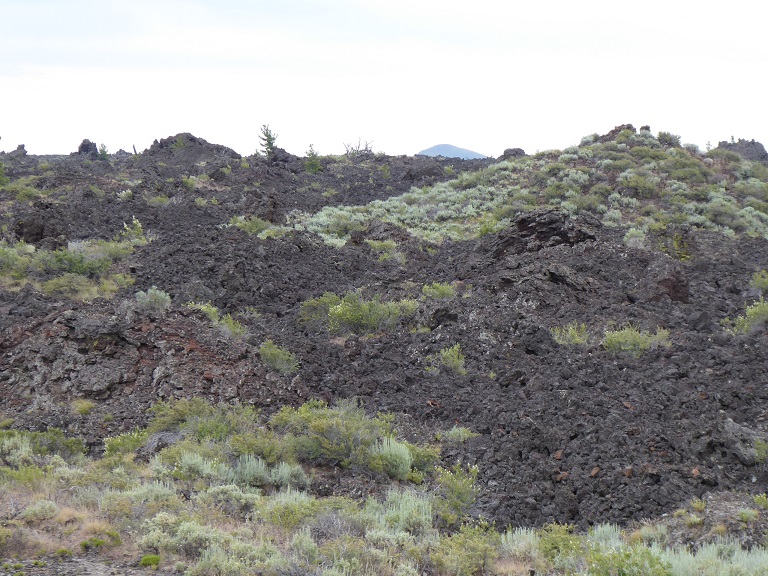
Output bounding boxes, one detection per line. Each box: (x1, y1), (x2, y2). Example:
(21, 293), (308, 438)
(436, 343), (467, 375)
(684, 513), (704, 527)
(229, 215), (272, 235)
(140, 554), (161, 567)
(725, 298), (768, 334)
(270, 399), (394, 469)
(432, 522), (499, 576)
(104, 428), (150, 457)
(259, 340), (299, 374)
(369, 437), (412, 481)
(752, 270), (768, 295)
(587, 545), (670, 576)
(364, 239), (403, 263)
(550, 321), (588, 345)
(269, 461), (309, 489)
(71, 399), (96, 416)
(754, 493), (768, 509)
(690, 497), (706, 512)
(537, 522), (583, 560)
(624, 227), (647, 249)
(736, 508), (759, 523)
(439, 426), (480, 444)
(433, 463), (479, 528)
(603, 325), (671, 356)
(500, 526), (541, 562)
(135, 286), (171, 317)
(19, 499), (59, 522)
(300, 290), (417, 335)
(186, 302), (246, 338)
(422, 281), (456, 299)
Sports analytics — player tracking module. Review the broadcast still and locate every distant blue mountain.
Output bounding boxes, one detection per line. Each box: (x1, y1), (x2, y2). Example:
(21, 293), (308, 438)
(416, 144), (487, 160)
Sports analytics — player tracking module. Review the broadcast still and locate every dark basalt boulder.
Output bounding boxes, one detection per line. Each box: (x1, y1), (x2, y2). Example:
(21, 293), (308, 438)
(716, 139), (768, 165)
(76, 139), (98, 158)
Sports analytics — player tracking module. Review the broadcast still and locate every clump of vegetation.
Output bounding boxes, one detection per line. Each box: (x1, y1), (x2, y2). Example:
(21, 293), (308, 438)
(259, 340), (299, 374)
(4, 399), (768, 575)
(300, 290), (418, 334)
(139, 554), (161, 567)
(551, 321), (589, 345)
(750, 270), (768, 295)
(603, 325), (671, 356)
(430, 343), (467, 375)
(439, 426), (480, 444)
(229, 215), (290, 239)
(422, 281), (456, 299)
(71, 399), (96, 416)
(135, 286), (171, 317)
(364, 239), (404, 263)
(186, 302), (246, 338)
(0, 217), (146, 299)
(724, 298), (768, 334)
(229, 215), (271, 235)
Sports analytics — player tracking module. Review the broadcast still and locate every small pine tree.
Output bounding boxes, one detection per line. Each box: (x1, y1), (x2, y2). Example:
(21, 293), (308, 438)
(259, 125), (278, 157)
(305, 144), (322, 174)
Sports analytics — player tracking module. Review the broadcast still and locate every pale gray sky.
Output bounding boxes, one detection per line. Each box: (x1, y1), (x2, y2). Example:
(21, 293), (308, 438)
(2, 0), (766, 157)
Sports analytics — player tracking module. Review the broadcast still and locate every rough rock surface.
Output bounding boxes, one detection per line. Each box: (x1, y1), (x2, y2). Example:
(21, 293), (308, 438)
(2, 134), (768, 536)
(717, 138), (768, 165)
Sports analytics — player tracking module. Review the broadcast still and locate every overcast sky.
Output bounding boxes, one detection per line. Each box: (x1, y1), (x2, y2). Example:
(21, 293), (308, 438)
(2, 0), (766, 157)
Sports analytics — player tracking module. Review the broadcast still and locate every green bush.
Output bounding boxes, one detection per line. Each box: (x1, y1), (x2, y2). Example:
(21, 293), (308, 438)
(500, 527), (541, 562)
(754, 493), (768, 509)
(71, 399), (96, 415)
(19, 499), (59, 522)
(186, 302), (246, 338)
(587, 545), (670, 576)
(624, 227), (647, 249)
(139, 554), (161, 567)
(436, 344), (467, 375)
(365, 239), (404, 262)
(135, 286), (171, 316)
(259, 340), (299, 374)
(228, 454), (271, 488)
(724, 298), (768, 334)
(657, 131), (681, 148)
(229, 215), (272, 235)
(195, 484), (261, 519)
(369, 437), (412, 481)
(603, 325), (671, 356)
(270, 399), (393, 469)
(422, 282), (456, 299)
(300, 290), (417, 335)
(261, 488), (319, 530)
(439, 426), (479, 444)
(537, 523), (582, 560)
(269, 461), (309, 489)
(0, 428), (85, 463)
(550, 322), (588, 345)
(751, 270), (768, 295)
(431, 522), (499, 576)
(433, 463), (479, 528)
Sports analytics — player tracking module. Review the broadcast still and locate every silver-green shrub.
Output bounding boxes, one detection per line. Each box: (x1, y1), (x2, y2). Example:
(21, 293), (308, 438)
(135, 286), (171, 317)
